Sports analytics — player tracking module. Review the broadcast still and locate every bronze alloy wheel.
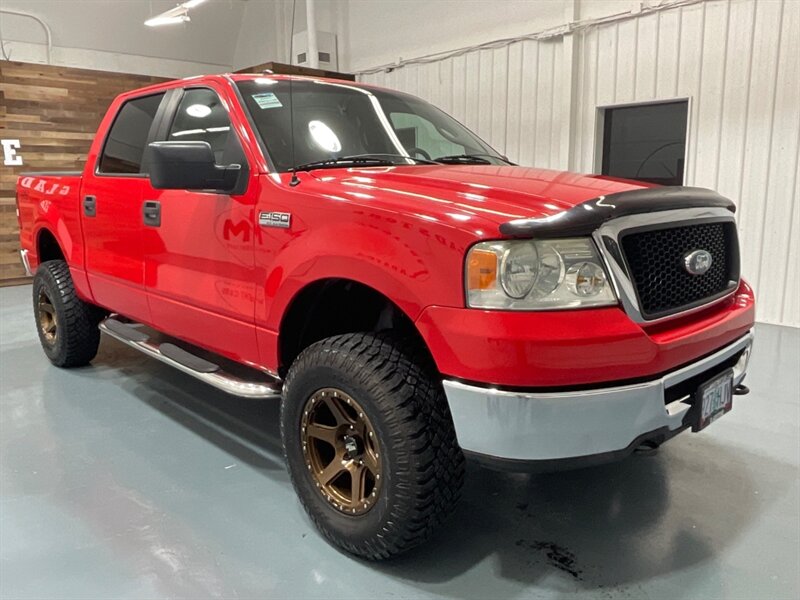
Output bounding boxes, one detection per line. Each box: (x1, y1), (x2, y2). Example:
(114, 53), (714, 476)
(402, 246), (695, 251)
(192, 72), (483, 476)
(37, 289), (58, 344)
(281, 333), (465, 559)
(301, 388), (382, 515)
(32, 260), (102, 368)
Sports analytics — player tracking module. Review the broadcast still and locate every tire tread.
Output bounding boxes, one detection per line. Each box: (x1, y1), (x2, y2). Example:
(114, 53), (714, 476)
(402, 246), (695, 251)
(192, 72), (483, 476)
(281, 332), (465, 560)
(33, 260), (102, 367)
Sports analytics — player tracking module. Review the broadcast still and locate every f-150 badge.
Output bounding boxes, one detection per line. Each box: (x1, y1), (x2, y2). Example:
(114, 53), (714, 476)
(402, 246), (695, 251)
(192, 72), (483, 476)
(259, 211), (291, 229)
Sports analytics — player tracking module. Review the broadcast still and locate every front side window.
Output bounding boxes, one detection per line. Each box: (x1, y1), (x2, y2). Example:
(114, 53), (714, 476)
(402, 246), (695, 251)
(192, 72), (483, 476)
(236, 79), (504, 171)
(168, 88), (243, 165)
(99, 93), (165, 174)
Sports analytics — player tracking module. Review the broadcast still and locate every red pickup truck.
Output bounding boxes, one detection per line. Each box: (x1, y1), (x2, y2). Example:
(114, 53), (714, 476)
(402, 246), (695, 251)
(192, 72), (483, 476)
(16, 73), (754, 559)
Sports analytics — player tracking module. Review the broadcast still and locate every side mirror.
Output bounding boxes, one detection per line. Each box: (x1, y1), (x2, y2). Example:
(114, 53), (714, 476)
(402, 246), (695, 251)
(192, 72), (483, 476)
(147, 141), (242, 192)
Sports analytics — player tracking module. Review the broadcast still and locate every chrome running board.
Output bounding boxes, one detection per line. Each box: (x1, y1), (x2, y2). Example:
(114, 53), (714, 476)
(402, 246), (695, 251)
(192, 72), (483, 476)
(99, 317), (282, 399)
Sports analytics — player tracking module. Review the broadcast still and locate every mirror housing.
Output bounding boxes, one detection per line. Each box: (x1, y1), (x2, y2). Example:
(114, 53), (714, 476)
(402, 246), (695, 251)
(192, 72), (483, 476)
(147, 141), (243, 193)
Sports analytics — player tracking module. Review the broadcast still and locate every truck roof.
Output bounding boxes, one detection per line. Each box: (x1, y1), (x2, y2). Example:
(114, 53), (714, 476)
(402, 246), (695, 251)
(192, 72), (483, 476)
(116, 72), (379, 100)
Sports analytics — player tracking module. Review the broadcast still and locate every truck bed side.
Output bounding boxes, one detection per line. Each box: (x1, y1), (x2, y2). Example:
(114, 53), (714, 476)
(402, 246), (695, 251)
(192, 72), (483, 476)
(16, 172), (91, 299)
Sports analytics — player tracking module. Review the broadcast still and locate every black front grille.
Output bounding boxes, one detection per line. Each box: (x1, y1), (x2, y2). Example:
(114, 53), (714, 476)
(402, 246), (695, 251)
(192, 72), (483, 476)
(621, 221), (739, 319)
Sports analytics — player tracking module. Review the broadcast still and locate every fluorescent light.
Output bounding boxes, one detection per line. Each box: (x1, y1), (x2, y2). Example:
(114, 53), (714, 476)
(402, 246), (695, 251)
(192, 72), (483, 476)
(144, 0), (207, 28)
(172, 129), (206, 137)
(145, 14), (190, 27)
(186, 104), (212, 118)
(308, 120), (342, 152)
(171, 126), (230, 137)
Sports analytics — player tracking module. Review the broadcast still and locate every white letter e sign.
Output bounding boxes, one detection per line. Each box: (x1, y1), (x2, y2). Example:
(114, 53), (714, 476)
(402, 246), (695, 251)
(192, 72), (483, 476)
(2, 139), (23, 166)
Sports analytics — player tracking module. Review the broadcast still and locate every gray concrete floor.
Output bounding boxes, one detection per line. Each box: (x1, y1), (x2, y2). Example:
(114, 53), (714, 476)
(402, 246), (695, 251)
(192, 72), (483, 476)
(1, 283), (798, 600)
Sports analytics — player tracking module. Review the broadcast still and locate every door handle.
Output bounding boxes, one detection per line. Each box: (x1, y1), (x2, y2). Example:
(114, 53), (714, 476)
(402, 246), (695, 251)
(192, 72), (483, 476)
(83, 195), (96, 217)
(143, 200), (161, 227)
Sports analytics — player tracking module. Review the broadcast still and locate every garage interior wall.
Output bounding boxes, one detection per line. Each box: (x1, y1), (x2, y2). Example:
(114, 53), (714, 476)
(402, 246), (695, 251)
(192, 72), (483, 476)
(358, 0), (800, 328)
(0, 0), (341, 77)
(0, 0), (255, 77)
(2, 0), (798, 327)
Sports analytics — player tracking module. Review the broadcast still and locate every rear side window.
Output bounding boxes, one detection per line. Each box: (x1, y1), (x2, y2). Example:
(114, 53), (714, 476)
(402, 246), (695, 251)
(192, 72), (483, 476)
(98, 93), (165, 174)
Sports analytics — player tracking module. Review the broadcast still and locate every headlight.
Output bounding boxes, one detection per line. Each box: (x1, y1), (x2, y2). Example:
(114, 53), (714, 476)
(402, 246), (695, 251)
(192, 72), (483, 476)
(466, 238), (617, 310)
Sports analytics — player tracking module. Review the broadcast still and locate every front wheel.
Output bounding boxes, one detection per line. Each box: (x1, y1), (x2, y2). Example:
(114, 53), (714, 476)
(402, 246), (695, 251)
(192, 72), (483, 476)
(281, 332), (464, 560)
(32, 260), (104, 367)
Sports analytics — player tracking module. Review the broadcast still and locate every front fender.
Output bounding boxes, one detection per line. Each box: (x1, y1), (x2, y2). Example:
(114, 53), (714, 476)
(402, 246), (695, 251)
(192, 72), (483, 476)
(260, 217), (470, 332)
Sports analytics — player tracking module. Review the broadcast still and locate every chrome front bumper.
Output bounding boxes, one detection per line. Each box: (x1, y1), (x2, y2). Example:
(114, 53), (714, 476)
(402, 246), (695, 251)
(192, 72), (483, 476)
(442, 331), (753, 464)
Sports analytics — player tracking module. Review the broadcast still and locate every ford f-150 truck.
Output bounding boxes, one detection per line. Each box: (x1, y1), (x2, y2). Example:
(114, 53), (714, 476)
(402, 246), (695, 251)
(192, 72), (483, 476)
(16, 73), (754, 560)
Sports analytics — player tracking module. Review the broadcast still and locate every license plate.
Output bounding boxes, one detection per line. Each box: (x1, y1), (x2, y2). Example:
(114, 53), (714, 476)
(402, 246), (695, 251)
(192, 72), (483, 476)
(693, 369), (734, 432)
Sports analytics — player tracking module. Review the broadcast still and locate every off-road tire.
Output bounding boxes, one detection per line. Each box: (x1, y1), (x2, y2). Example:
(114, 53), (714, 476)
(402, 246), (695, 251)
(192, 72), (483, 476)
(32, 260), (104, 367)
(281, 332), (465, 560)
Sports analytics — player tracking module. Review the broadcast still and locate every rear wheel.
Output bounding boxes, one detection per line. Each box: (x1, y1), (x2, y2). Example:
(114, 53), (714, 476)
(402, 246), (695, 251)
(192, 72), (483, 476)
(32, 260), (104, 367)
(281, 332), (464, 560)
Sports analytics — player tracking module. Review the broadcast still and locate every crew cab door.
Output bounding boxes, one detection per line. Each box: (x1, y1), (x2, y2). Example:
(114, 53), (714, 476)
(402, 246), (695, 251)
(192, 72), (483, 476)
(141, 85), (261, 365)
(82, 92), (167, 323)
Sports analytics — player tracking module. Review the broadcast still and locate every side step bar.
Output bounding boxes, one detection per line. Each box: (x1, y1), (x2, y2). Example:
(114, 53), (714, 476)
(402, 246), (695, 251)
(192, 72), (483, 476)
(99, 317), (282, 399)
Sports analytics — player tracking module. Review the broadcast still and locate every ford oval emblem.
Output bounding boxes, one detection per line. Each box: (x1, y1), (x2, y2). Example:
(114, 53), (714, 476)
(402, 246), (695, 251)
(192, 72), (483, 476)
(683, 249), (713, 275)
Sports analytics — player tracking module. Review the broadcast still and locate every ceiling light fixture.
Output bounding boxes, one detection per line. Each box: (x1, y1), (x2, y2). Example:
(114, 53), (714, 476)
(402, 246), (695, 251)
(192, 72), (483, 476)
(186, 104), (212, 118)
(145, 0), (208, 28)
(145, 13), (190, 27)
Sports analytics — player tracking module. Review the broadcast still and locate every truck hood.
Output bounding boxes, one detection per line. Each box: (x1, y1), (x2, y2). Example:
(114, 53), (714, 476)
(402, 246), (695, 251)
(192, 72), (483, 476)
(307, 164), (650, 232)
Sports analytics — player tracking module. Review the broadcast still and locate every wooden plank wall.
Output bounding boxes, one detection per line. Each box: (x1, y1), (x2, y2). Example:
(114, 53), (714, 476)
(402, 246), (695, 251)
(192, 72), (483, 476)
(236, 61), (356, 81)
(0, 61), (167, 286)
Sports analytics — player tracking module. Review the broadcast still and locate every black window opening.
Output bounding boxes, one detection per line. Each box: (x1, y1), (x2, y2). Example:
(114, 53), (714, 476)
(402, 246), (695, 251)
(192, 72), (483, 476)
(601, 101), (688, 186)
(98, 93), (165, 175)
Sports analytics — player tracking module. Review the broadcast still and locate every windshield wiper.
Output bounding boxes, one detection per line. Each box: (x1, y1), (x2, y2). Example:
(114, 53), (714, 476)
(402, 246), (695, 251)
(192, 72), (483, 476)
(346, 153), (440, 165)
(434, 153), (514, 165)
(293, 154), (436, 172)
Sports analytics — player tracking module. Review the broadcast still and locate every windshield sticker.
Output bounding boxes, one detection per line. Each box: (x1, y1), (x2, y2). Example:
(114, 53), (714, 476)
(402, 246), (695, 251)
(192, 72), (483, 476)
(251, 92), (283, 109)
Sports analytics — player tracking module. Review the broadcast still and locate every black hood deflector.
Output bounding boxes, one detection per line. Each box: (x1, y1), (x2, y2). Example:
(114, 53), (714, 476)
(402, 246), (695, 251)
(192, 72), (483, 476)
(499, 186), (736, 238)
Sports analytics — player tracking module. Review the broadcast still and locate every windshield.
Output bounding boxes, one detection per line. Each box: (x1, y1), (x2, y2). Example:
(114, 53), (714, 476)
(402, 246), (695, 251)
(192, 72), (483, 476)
(236, 78), (506, 171)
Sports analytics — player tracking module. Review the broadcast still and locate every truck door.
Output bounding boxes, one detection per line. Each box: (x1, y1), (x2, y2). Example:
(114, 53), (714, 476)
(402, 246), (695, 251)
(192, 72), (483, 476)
(141, 85), (260, 366)
(82, 92), (167, 323)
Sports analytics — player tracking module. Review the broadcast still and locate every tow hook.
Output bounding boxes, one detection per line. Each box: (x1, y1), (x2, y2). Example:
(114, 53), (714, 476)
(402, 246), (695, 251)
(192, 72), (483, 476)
(734, 384), (750, 396)
(633, 440), (660, 456)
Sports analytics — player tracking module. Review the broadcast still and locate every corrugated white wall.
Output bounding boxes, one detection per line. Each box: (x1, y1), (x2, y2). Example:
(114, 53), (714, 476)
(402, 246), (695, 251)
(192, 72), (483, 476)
(574, 0), (800, 327)
(360, 0), (800, 327)
(363, 40), (565, 170)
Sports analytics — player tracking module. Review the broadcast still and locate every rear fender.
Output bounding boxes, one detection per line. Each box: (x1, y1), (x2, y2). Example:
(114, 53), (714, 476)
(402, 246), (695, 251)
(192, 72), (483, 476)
(18, 175), (92, 300)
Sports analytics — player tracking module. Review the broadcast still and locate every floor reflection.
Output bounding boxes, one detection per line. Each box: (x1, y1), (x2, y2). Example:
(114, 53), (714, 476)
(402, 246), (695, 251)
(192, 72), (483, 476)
(2, 295), (797, 599)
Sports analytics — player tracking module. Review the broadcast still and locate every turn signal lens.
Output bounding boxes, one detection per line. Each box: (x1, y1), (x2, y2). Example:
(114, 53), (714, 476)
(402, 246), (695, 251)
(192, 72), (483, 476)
(467, 249), (497, 290)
